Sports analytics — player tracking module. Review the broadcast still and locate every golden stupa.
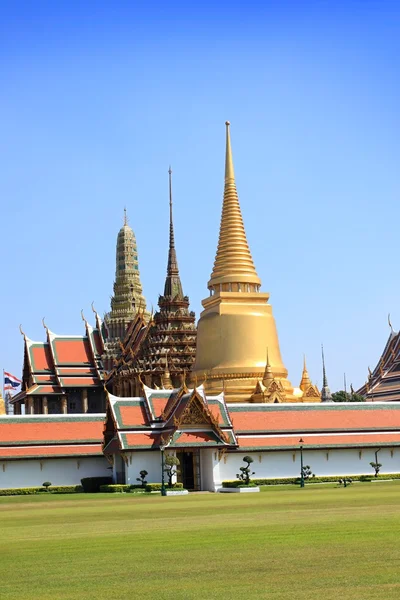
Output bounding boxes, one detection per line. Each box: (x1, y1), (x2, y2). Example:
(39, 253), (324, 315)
(192, 122), (319, 403)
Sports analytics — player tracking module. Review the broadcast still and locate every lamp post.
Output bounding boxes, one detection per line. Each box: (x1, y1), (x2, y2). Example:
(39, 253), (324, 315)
(161, 446), (166, 497)
(299, 438), (305, 488)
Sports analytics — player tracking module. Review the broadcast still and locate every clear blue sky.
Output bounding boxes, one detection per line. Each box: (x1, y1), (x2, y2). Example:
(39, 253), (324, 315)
(1, 1), (399, 393)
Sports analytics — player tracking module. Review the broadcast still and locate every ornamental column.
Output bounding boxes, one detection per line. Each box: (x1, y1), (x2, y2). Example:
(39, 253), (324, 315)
(61, 396), (67, 414)
(42, 397), (48, 415)
(81, 389), (88, 413)
(26, 397), (34, 415)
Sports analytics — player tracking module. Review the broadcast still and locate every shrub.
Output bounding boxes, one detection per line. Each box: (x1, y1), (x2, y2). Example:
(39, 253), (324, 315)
(136, 470), (148, 488)
(99, 485), (128, 493)
(81, 477), (112, 493)
(221, 473), (400, 487)
(0, 485), (82, 496)
(236, 456), (255, 485)
(42, 481), (52, 492)
(145, 482), (184, 492)
(164, 455), (180, 487)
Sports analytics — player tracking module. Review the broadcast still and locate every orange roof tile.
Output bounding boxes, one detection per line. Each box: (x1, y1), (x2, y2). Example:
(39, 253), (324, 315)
(0, 417), (104, 445)
(228, 405), (400, 433)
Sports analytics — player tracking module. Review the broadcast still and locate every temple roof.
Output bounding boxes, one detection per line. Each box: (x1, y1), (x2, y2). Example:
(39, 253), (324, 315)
(0, 415), (104, 460)
(104, 385), (236, 451)
(358, 328), (400, 401)
(12, 319), (105, 402)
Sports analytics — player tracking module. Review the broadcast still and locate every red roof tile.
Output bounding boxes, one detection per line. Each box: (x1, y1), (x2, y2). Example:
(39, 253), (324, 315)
(228, 405), (400, 433)
(52, 338), (92, 365)
(30, 344), (53, 371)
(0, 417), (104, 445)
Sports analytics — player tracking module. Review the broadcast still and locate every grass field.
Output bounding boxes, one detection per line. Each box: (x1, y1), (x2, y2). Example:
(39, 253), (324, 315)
(1, 483), (400, 600)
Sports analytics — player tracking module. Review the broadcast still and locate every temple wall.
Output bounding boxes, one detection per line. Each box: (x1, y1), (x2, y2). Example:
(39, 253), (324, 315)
(200, 448), (217, 491)
(124, 451), (163, 485)
(0, 456), (110, 489)
(218, 448), (400, 483)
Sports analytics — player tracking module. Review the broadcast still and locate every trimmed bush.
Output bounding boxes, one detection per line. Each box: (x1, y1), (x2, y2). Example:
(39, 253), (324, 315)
(81, 477), (112, 493)
(145, 483), (184, 492)
(222, 473), (400, 487)
(0, 485), (82, 496)
(99, 485), (130, 493)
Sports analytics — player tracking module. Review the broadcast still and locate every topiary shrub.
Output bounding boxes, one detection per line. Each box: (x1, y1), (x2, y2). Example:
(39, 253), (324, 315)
(136, 470), (148, 488)
(81, 477), (112, 493)
(236, 456), (255, 485)
(42, 481), (52, 492)
(164, 455), (180, 487)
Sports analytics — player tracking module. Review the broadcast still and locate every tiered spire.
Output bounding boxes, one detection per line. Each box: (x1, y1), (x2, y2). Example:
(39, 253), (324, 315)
(321, 345), (333, 403)
(299, 356), (312, 391)
(164, 167), (183, 298)
(208, 121), (261, 292)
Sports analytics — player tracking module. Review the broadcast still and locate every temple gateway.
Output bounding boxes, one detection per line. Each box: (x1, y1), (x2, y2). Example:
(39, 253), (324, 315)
(2, 122), (399, 491)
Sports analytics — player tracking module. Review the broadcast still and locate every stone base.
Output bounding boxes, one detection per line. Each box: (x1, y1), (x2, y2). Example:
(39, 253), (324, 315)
(219, 486), (260, 493)
(165, 489), (189, 496)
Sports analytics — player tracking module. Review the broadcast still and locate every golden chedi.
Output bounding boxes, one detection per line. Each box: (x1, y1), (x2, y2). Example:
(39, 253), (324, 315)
(192, 122), (298, 402)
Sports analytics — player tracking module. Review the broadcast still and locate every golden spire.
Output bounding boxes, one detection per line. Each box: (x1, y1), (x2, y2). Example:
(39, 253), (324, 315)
(208, 122), (261, 291)
(262, 348), (274, 384)
(299, 355), (312, 391)
(124, 207), (128, 226)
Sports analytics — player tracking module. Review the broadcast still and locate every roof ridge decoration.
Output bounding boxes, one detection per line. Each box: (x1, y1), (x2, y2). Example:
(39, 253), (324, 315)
(208, 121), (261, 291)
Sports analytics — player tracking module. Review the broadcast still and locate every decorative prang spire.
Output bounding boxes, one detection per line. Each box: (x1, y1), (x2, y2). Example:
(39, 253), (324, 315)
(208, 122), (261, 292)
(262, 348), (274, 384)
(163, 166), (183, 298)
(321, 345), (333, 402)
(299, 355), (312, 392)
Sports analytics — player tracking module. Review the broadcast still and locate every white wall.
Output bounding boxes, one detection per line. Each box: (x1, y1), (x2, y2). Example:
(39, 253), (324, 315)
(125, 451), (163, 485)
(0, 456), (110, 489)
(218, 448), (400, 482)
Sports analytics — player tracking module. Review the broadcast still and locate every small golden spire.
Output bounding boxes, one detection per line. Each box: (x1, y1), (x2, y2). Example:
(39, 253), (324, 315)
(124, 207), (128, 226)
(208, 121), (261, 291)
(262, 348), (274, 384)
(299, 354), (312, 392)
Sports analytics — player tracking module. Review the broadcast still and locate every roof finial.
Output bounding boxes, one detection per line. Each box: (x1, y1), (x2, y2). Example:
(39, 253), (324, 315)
(42, 317), (48, 333)
(388, 313), (394, 333)
(19, 324), (26, 338)
(124, 207), (128, 226)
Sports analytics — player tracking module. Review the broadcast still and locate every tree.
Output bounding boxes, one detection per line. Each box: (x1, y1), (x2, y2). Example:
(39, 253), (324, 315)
(164, 455), (180, 487)
(236, 456), (255, 485)
(136, 470), (148, 488)
(338, 477), (353, 487)
(370, 461), (382, 477)
(42, 482), (52, 492)
(332, 390), (365, 403)
(301, 465), (314, 481)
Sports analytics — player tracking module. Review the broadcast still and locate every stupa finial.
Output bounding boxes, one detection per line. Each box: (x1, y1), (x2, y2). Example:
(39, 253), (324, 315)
(208, 122), (261, 291)
(124, 207), (128, 226)
(321, 345), (333, 402)
(163, 166), (183, 298)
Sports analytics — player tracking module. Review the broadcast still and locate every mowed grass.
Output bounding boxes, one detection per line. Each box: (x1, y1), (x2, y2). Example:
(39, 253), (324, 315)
(1, 484), (400, 600)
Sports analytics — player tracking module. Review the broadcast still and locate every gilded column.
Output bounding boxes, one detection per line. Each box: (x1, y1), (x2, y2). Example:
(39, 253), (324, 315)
(42, 397), (48, 415)
(27, 397), (34, 415)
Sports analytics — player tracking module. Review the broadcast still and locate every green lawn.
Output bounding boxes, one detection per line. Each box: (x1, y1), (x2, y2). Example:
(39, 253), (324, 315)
(1, 483), (400, 599)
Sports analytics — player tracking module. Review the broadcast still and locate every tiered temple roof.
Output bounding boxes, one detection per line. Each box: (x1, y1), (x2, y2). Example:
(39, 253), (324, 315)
(357, 326), (400, 402)
(109, 169), (196, 394)
(11, 315), (106, 414)
(103, 385), (400, 454)
(102, 210), (150, 370)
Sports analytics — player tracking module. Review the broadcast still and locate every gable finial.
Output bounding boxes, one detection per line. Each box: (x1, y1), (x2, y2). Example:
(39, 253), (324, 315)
(388, 313), (394, 333)
(19, 324), (26, 338)
(42, 317), (48, 333)
(81, 309), (87, 324)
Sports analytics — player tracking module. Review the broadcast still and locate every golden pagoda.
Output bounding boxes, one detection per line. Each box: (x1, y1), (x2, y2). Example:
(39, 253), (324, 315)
(0, 391), (6, 415)
(192, 122), (298, 402)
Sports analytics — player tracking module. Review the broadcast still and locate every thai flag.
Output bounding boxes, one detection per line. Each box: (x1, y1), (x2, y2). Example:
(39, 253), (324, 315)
(4, 371), (21, 392)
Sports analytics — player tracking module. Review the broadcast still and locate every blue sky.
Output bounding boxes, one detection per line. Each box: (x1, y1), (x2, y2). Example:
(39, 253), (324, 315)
(1, 1), (400, 393)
